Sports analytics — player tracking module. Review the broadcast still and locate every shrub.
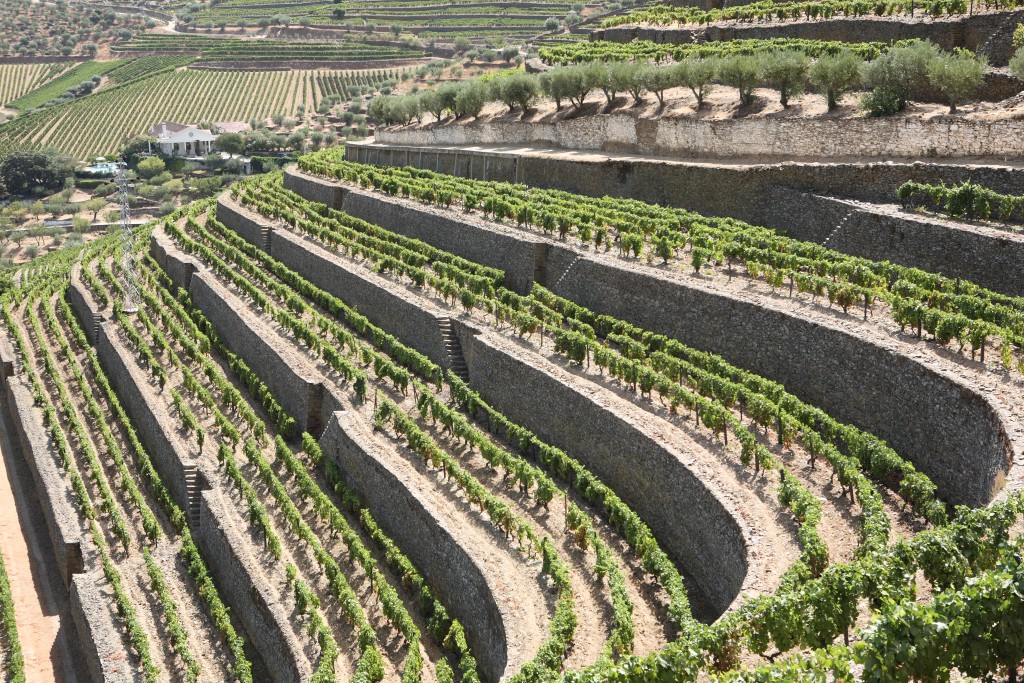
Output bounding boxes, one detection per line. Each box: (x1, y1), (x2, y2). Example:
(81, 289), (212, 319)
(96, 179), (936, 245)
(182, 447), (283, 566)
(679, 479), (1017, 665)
(927, 48), (986, 113)
(719, 54), (761, 105)
(808, 50), (863, 110)
(761, 50), (809, 108)
(544, 17), (560, 31)
(1011, 47), (1024, 82)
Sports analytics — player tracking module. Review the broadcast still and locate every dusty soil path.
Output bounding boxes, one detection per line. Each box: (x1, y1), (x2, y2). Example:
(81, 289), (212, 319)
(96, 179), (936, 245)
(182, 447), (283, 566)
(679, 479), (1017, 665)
(0, 390), (84, 683)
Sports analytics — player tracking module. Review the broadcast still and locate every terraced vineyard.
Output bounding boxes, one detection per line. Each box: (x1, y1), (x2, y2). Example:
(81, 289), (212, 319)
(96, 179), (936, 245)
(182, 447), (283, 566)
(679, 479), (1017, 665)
(0, 62), (73, 108)
(0, 141), (1021, 682)
(112, 35), (427, 63)
(0, 68), (341, 158)
(180, 0), (579, 39)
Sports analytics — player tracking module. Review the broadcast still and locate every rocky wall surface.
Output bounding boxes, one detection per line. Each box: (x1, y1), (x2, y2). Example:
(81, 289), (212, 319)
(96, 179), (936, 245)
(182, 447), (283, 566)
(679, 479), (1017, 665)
(286, 170), (1013, 506)
(319, 411), (509, 683)
(3, 377), (83, 585)
(457, 325), (747, 614)
(791, 193), (1024, 297)
(188, 268), (337, 437)
(595, 9), (1024, 66)
(66, 273), (200, 514)
(345, 144), (1024, 297)
(373, 114), (1024, 159)
(196, 489), (313, 683)
(215, 195), (454, 368)
(69, 571), (136, 683)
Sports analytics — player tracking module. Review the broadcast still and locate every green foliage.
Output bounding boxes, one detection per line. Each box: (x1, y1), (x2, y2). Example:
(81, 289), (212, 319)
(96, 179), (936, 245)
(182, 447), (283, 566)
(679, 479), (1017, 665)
(926, 48), (986, 113)
(760, 49), (809, 107)
(808, 50), (863, 109)
(718, 53), (761, 105)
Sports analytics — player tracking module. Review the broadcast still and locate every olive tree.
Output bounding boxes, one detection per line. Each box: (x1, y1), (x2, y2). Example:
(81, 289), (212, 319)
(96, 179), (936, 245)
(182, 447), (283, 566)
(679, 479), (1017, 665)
(719, 54), (761, 106)
(761, 50), (809, 108)
(673, 57), (716, 108)
(808, 50), (863, 110)
(927, 48), (987, 113)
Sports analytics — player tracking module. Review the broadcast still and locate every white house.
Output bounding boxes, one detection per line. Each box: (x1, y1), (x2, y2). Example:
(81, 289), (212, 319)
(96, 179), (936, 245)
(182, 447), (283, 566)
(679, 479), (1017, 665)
(146, 122), (217, 158)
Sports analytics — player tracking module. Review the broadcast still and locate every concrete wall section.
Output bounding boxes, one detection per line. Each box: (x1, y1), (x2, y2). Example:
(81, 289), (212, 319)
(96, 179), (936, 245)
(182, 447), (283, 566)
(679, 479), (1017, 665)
(69, 571), (136, 683)
(196, 489), (312, 683)
(3, 377), (83, 585)
(458, 327), (747, 615)
(318, 411), (509, 683)
(374, 114), (1024, 160)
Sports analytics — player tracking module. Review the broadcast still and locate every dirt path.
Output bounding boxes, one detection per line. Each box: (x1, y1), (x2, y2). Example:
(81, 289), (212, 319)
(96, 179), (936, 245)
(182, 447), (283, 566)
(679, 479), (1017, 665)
(0, 389), (84, 683)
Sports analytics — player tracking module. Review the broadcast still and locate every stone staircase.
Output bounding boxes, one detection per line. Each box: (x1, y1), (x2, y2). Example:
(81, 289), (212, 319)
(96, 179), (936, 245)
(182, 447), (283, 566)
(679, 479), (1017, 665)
(550, 253), (584, 290)
(821, 207), (856, 248)
(184, 465), (203, 529)
(439, 318), (469, 382)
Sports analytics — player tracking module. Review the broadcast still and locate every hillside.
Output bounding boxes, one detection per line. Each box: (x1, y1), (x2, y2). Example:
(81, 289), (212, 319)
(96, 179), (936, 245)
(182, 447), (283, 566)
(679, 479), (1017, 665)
(0, 0), (1023, 680)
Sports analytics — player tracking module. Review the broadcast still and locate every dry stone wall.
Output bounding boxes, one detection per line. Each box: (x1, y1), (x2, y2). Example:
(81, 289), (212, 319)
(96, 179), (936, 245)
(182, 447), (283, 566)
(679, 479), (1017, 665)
(455, 323), (748, 614)
(318, 410), (510, 683)
(346, 144), (1024, 297)
(787, 193), (1024, 297)
(152, 228), (343, 438)
(374, 114), (1024, 160)
(594, 9), (1024, 66)
(286, 169), (1014, 506)
(196, 489), (313, 683)
(69, 571), (136, 683)
(1, 377), (84, 585)
(67, 272), (203, 515)
(215, 196), (452, 369)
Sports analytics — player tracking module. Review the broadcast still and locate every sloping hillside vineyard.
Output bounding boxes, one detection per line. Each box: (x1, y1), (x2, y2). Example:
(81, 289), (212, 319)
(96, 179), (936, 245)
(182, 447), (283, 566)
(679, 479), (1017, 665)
(2, 0), (1024, 677)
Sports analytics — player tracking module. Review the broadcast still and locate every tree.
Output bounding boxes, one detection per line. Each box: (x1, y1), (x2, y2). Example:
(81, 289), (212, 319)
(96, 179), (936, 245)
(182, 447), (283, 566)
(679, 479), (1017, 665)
(861, 40), (940, 116)
(808, 50), (863, 110)
(419, 90), (445, 121)
(927, 48), (987, 113)
(673, 57), (716, 109)
(544, 17), (560, 31)
(454, 81), (489, 118)
(0, 151), (74, 196)
(639, 64), (674, 107)
(136, 156), (166, 179)
(453, 36), (471, 53)
(82, 197), (106, 221)
(71, 216), (91, 233)
(104, 209), (121, 225)
(332, 8), (345, 19)
(491, 72), (539, 114)
(761, 50), (809, 108)
(214, 132), (246, 155)
(719, 54), (761, 105)
(501, 46), (519, 63)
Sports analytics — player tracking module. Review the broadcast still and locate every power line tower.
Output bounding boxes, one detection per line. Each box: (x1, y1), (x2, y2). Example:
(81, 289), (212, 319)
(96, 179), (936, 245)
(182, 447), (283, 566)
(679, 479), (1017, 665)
(115, 159), (140, 313)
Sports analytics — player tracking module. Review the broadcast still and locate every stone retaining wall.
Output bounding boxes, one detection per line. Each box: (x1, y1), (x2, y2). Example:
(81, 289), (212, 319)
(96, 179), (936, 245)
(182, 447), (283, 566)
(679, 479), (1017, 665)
(594, 9), (1024, 66)
(152, 227), (342, 438)
(67, 271), (202, 514)
(344, 144), (1024, 297)
(373, 113), (1024, 160)
(787, 193), (1024, 297)
(286, 169), (1014, 506)
(456, 324), (747, 614)
(70, 571), (136, 683)
(2, 377), (83, 585)
(196, 489), (313, 683)
(319, 410), (509, 683)
(215, 197), (452, 368)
